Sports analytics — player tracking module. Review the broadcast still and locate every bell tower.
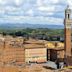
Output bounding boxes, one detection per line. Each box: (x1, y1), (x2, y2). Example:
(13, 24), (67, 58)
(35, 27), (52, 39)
(64, 5), (72, 57)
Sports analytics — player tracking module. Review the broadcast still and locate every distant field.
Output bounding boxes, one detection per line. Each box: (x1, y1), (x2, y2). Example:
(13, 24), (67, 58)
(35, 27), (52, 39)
(0, 28), (64, 41)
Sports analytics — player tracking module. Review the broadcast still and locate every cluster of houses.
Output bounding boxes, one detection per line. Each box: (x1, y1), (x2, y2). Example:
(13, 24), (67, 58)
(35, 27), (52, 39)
(0, 34), (64, 67)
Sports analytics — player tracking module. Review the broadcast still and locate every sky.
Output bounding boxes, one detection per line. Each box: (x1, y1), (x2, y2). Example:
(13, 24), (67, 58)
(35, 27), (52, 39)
(0, 0), (72, 25)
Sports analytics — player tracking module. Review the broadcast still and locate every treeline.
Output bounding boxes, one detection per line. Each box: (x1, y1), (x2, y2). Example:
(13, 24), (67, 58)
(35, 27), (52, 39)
(0, 28), (64, 41)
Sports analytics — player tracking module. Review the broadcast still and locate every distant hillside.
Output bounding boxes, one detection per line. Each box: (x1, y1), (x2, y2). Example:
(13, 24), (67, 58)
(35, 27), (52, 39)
(0, 23), (64, 29)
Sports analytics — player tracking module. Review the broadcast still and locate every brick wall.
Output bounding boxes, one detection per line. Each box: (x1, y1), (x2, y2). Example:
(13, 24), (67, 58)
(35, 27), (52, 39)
(65, 28), (71, 57)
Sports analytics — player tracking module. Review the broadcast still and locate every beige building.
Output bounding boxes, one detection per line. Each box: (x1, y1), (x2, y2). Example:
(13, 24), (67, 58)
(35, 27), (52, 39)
(24, 39), (47, 63)
(25, 48), (47, 63)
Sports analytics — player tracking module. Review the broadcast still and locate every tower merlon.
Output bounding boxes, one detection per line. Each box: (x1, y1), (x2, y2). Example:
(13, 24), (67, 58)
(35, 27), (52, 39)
(65, 5), (72, 19)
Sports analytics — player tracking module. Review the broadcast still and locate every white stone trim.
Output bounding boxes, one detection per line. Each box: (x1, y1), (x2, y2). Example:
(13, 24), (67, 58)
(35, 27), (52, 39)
(65, 24), (71, 28)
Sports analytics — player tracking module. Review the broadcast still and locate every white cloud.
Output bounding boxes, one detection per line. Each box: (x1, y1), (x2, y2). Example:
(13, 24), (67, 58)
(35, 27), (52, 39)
(15, 0), (20, 5)
(43, 0), (59, 4)
(14, 0), (23, 6)
(0, 0), (3, 3)
(67, 0), (72, 8)
(38, 6), (55, 12)
(26, 9), (33, 16)
(0, 7), (5, 14)
(37, 6), (55, 15)
(0, 0), (70, 25)
(36, 0), (62, 16)
(37, 0), (59, 7)
(5, 6), (17, 11)
(36, 0), (43, 6)
(0, 0), (6, 5)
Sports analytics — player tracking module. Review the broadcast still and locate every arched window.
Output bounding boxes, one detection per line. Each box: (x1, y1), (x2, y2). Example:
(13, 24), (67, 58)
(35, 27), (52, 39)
(68, 14), (70, 19)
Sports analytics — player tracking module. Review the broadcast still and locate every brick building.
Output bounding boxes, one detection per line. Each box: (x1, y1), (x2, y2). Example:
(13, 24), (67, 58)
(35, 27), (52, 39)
(64, 5), (72, 57)
(64, 5), (72, 65)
